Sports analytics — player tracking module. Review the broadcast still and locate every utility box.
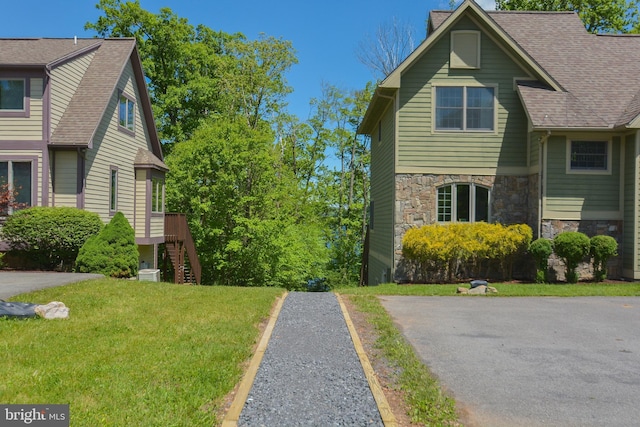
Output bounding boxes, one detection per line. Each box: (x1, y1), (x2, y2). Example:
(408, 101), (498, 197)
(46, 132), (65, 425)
(138, 269), (160, 282)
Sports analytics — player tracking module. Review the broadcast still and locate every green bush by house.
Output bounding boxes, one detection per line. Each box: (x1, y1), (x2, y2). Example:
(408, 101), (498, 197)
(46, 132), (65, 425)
(75, 212), (138, 278)
(529, 238), (554, 283)
(402, 222), (532, 282)
(553, 231), (591, 283)
(0, 206), (103, 271)
(590, 235), (618, 282)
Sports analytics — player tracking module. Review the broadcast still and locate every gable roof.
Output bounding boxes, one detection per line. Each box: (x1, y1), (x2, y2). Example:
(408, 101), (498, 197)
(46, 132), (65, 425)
(359, 0), (640, 133)
(0, 38), (165, 162)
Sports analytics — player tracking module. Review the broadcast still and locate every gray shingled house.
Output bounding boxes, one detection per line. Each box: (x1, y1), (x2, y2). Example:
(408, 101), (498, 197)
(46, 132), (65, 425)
(0, 38), (168, 270)
(358, 0), (640, 284)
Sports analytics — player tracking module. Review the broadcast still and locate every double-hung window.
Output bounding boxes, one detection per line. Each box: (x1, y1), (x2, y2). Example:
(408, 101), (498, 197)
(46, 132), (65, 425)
(437, 183), (490, 223)
(118, 92), (135, 133)
(435, 86), (495, 131)
(0, 160), (32, 215)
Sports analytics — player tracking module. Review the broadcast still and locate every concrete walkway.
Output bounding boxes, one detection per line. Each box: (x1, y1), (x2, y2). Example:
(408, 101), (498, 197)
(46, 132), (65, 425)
(380, 296), (640, 427)
(0, 271), (103, 299)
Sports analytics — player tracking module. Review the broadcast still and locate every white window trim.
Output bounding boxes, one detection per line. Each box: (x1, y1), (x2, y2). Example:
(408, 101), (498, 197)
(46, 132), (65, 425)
(431, 83), (498, 134)
(565, 139), (612, 175)
(450, 30), (481, 69)
(437, 183), (491, 223)
(0, 77), (28, 116)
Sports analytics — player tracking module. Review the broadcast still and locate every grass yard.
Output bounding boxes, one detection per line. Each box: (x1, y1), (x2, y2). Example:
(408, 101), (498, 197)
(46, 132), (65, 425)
(1, 279), (283, 426)
(340, 281), (640, 297)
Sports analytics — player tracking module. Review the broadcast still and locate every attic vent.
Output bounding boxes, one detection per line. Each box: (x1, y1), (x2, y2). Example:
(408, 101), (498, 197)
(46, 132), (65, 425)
(450, 31), (481, 69)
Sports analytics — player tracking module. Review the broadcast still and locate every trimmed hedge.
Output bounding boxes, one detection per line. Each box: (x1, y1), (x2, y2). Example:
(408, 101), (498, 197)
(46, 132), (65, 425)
(553, 231), (590, 283)
(590, 235), (618, 282)
(529, 238), (553, 283)
(1, 207), (103, 271)
(75, 212), (139, 278)
(402, 222), (532, 282)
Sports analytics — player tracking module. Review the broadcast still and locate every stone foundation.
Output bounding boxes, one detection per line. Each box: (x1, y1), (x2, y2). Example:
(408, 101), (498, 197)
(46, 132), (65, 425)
(393, 173), (534, 282)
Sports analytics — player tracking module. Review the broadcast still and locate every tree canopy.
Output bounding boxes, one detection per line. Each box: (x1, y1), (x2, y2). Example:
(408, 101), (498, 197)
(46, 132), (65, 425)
(496, 0), (640, 33)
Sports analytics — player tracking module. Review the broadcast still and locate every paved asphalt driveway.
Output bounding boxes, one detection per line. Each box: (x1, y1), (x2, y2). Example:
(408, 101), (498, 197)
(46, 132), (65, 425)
(0, 272), (104, 299)
(380, 296), (640, 427)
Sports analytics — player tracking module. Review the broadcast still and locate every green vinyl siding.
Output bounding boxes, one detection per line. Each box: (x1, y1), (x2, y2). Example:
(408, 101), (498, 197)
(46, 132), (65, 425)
(397, 16), (529, 170)
(545, 136), (620, 215)
(368, 105), (395, 285)
(529, 131), (541, 168)
(623, 134), (636, 271)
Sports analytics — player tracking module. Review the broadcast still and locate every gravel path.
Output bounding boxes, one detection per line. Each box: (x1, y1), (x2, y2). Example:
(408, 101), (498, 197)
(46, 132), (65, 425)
(238, 292), (383, 426)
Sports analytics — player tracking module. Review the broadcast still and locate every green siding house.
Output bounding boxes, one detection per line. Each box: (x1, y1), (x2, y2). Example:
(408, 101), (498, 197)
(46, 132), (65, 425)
(359, 0), (640, 283)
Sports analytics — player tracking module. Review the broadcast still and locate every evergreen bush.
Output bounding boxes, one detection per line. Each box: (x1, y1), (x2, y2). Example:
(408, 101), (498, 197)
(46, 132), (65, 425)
(75, 212), (139, 278)
(1, 206), (103, 270)
(590, 235), (618, 282)
(529, 238), (553, 283)
(553, 231), (590, 283)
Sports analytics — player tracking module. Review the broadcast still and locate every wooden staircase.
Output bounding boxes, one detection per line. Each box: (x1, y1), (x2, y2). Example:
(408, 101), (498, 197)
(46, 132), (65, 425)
(163, 213), (202, 285)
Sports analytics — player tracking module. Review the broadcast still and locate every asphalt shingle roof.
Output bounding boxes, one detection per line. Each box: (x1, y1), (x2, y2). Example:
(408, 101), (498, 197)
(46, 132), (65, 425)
(0, 37), (163, 161)
(50, 39), (135, 146)
(429, 9), (640, 129)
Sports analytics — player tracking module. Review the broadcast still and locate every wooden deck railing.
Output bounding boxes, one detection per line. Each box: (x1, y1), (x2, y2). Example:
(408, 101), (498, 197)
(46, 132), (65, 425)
(164, 213), (202, 285)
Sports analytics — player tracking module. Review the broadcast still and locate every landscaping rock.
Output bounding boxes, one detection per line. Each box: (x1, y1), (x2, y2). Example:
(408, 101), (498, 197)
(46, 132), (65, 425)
(457, 287), (469, 294)
(468, 285), (488, 295)
(35, 302), (69, 319)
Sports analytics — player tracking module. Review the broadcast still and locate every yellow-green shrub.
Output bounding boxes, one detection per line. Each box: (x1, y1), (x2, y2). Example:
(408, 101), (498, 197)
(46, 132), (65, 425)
(402, 222), (532, 282)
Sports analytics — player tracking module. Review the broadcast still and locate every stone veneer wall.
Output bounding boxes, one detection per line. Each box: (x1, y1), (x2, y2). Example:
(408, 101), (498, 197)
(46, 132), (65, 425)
(394, 174), (533, 282)
(541, 219), (623, 281)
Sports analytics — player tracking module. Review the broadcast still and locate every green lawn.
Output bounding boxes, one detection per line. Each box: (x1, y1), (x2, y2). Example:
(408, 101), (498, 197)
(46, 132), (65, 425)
(340, 281), (640, 297)
(1, 279), (283, 426)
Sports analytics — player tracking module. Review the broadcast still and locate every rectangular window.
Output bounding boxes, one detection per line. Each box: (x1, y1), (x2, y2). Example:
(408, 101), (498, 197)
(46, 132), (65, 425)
(119, 93), (135, 133)
(570, 141), (608, 171)
(437, 183), (489, 223)
(110, 168), (117, 212)
(435, 86), (495, 131)
(0, 160), (32, 215)
(151, 176), (164, 213)
(0, 79), (25, 110)
(437, 186), (452, 222)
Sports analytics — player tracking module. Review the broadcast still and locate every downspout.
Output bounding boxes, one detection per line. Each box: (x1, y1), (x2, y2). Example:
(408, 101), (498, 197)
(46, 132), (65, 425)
(538, 130), (551, 238)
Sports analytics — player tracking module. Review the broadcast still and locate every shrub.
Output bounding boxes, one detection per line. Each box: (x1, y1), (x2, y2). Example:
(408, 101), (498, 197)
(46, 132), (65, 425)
(1, 207), (103, 270)
(402, 222), (532, 282)
(75, 212), (139, 278)
(529, 238), (553, 283)
(590, 235), (618, 282)
(553, 231), (590, 283)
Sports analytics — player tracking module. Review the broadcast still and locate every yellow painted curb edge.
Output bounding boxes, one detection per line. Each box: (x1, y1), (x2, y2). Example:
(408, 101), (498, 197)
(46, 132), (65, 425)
(336, 293), (398, 427)
(221, 291), (289, 427)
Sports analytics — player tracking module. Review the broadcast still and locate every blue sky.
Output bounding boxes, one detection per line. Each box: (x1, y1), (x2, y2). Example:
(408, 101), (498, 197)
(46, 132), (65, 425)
(1, 0), (495, 121)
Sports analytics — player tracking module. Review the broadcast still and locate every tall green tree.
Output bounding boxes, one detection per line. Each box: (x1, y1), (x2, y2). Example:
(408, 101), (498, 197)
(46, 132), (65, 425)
(496, 0), (639, 33)
(86, 0), (297, 149)
(165, 119), (328, 287)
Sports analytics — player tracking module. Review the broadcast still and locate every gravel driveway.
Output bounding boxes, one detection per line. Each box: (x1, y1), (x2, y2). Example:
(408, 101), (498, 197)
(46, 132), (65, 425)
(0, 271), (104, 299)
(380, 296), (640, 427)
